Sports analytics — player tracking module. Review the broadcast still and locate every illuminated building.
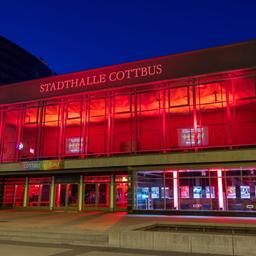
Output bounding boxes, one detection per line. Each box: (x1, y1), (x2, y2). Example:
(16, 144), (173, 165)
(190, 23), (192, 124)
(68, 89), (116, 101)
(0, 40), (255, 215)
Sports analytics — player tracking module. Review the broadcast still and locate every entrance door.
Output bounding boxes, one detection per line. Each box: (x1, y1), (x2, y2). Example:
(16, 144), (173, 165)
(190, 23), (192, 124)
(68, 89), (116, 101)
(115, 182), (128, 209)
(55, 183), (78, 209)
(84, 183), (109, 209)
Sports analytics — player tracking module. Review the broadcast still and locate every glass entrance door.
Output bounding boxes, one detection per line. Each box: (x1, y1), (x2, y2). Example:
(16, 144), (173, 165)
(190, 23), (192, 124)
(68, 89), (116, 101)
(55, 183), (78, 208)
(84, 184), (96, 208)
(84, 183), (109, 209)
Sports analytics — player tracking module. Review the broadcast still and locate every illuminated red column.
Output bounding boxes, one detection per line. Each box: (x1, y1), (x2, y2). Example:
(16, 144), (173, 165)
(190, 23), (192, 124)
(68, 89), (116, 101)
(225, 81), (233, 147)
(192, 84), (198, 148)
(217, 169), (225, 210)
(0, 108), (3, 162)
(106, 95), (112, 156)
(58, 100), (65, 159)
(173, 171), (179, 210)
(161, 88), (167, 152)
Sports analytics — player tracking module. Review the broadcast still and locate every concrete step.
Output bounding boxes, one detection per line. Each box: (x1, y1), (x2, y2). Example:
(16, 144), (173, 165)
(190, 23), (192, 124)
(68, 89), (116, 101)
(0, 229), (108, 247)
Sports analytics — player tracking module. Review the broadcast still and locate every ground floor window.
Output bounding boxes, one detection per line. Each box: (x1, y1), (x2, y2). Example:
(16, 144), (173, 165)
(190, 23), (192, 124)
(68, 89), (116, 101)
(115, 175), (128, 209)
(134, 168), (256, 212)
(28, 177), (51, 207)
(83, 175), (110, 209)
(3, 178), (25, 207)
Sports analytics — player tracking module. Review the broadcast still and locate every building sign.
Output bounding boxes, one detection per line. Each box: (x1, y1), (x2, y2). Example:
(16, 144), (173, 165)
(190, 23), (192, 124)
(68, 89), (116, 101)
(21, 160), (63, 171)
(39, 64), (163, 94)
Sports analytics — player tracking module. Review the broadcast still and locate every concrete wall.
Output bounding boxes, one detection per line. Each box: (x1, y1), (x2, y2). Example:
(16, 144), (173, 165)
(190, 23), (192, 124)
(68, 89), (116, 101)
(108, 230), (256, 256)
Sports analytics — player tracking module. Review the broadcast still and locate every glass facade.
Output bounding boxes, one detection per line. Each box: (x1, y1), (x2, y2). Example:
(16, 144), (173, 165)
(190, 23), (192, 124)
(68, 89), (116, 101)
(0, 169), (256, 212)
(134, 168), (256, 212)
(0, 76), (256, 163)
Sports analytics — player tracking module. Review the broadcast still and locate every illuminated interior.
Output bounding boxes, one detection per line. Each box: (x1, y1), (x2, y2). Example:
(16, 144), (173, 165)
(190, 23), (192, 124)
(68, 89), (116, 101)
(0, 77), (255, 162)
(135, 168), (256, 211)
(1, 168), (256, 212)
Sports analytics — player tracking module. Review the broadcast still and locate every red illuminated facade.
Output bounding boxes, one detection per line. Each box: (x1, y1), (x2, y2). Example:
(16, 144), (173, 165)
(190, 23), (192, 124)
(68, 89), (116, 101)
(0, 40), (256, 215)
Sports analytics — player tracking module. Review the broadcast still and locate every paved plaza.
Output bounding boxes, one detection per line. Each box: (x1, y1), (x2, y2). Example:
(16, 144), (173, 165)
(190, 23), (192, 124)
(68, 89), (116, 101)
(0, 210), (255, 256)
(0, 239), (228, 256)
(0, 210), (255, 232)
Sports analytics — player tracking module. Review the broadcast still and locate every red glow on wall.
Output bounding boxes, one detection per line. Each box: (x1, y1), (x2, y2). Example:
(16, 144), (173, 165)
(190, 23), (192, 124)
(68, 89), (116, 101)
(0, 77), (256, 162)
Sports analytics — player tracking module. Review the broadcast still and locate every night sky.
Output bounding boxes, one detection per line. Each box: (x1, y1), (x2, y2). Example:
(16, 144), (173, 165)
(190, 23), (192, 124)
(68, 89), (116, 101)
(1, 0), (256, 74)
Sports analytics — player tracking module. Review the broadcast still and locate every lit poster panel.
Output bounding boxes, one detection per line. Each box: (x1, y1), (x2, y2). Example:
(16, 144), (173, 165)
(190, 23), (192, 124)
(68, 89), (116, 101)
(180, 186), (190, 198)
(66, 137), (83, 154)
(151, 187), (160, 199)
(206, 186), (215, 199)
(178, 127), (208, 147)
(240, 186), (250, 199)
(227, 186), (236, 199)
(193, 186), (202, 199)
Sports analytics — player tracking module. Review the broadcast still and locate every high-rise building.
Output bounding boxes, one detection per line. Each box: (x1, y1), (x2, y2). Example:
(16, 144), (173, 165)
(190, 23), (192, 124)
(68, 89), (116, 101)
(0, 36), (54, 85)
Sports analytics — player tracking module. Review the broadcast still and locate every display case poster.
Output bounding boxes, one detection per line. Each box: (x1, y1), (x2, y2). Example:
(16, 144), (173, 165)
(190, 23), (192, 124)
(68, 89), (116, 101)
(141, 187), (149, 199)
(227, 186), (236, 199)
(206, 186), (215, 199)
(180, 186), (189, 198)
(193, 186), (202, 198)
(151, 187), (159, 199)
(66, 137), (83, 154)
(240, 186), (250, 199)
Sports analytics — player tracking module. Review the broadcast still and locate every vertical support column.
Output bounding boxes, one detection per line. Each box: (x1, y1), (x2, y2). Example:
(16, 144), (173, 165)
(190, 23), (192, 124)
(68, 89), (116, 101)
(127, 168), (134, 213)
(0, 109), (4, 162)
(173, 171), (179, 210)
(49, 176), (55, 210)
(106, 94), (112, 156)
(36, 101), (44, 161)
(58, 99), (65, 160)
(84, 96), (90, 157)
(161, 88), (167, 153)
(78, 175), (83, 212)
(192, 82), (198, 148)
(225, 81), (233, 148)
(217, 169), (224, 210)
(81, 96), (87, 159)
(110, 174), (115, 212)
(15, 105), (24, 161)
(133, 91), (139, 153)
(23, 177), (29, 208)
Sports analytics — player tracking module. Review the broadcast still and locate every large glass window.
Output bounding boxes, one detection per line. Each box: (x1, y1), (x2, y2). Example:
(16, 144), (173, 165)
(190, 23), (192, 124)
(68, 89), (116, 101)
(167, 86), (194, 149)
(3, 178), (25, 207)
(64, 100), (83, 156)
(224, 169), (256, 211)
(137, 91), (161, 151)
(230, 78), (256, 146)
(196, 83), (228, 148)
(28, 177), (51, 207)
(1, 109), (20, 162)
(40, 103), (60, 158)
(87, 98), (107, 155)
(83, 175), (110, 209)
(115, 175), (128, 209)
(19, 104), (39, 160)
(112, 94), (134, 153)
(135, 171), (165, 210)
(178, 170), (218, 210)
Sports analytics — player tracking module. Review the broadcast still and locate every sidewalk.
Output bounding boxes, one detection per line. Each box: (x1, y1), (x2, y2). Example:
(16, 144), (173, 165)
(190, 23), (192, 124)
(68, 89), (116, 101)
(0, 210), (256, 255)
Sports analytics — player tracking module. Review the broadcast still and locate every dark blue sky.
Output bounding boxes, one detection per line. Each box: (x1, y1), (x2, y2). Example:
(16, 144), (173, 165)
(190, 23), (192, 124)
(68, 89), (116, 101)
(1, 0), (256, 74)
